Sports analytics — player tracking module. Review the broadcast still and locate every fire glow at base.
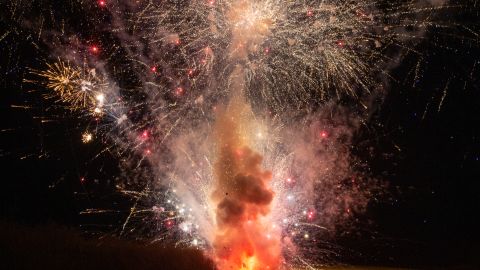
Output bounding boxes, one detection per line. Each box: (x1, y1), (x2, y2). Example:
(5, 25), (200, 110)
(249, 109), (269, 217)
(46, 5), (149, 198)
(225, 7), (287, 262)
(212, 94), (280, 269)
(212, 3), (281, 267)
(16, 0), (475, 269)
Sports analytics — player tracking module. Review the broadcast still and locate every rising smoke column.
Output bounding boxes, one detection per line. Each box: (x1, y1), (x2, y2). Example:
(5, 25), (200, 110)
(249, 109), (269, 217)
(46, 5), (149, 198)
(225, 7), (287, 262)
(211, 94), (281, 270)
(210, 1), (281, 269)
(211, 66), (281, 270)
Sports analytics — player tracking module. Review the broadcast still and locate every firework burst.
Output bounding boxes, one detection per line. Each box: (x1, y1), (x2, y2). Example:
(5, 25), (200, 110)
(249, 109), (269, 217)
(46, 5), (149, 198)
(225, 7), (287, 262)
(32, 60), (109, 114)
(10, 0), (478, 269)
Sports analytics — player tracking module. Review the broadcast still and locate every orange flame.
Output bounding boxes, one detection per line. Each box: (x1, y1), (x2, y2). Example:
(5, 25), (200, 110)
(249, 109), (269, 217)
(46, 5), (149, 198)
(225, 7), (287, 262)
(211, 92), (281, 270)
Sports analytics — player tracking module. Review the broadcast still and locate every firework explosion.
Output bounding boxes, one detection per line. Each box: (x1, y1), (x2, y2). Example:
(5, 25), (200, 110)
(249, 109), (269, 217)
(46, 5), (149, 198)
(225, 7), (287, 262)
(30, 60), (109, 114)
(3, 0), (478, 269)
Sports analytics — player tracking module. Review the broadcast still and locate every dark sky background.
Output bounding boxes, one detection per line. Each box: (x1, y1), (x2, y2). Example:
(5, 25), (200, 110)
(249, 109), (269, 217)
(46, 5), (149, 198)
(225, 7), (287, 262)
(1, 1), (480, 269)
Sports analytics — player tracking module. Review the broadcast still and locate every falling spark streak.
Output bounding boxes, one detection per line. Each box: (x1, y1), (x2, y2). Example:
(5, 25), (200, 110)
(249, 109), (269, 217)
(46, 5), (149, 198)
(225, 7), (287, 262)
(121, 198), (140, 236)
(297, 222), (329, 231)
(438, 79), (450, 112)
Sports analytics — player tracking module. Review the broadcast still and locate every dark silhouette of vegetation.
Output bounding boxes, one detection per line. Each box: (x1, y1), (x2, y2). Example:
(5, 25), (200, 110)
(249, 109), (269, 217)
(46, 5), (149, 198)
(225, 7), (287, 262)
(0, 222), (215, 270)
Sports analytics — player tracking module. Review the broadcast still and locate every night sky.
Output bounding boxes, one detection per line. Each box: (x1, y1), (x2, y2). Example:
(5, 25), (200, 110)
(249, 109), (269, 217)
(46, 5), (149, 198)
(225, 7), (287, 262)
(1, 1), (480, 269)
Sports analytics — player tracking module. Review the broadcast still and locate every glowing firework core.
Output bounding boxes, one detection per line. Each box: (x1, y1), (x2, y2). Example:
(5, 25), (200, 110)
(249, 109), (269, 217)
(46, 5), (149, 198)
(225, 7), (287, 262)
(226, 0), (275, 58)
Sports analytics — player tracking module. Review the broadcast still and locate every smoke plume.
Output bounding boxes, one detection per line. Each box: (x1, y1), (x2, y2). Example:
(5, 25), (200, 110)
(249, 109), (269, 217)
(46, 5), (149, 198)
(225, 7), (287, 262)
(211, 81), (281, 269)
